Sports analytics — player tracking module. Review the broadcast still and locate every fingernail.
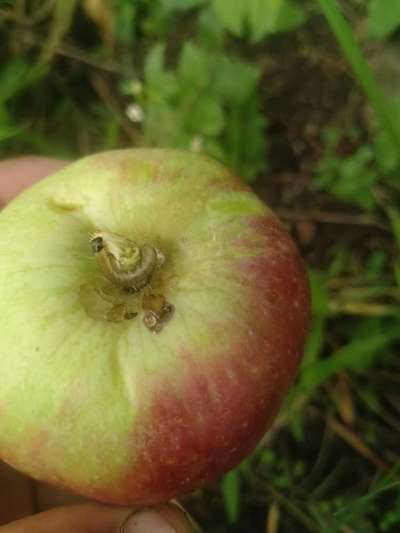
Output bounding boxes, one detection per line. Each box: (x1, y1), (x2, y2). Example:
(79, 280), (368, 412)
(123, 509), (176, 533)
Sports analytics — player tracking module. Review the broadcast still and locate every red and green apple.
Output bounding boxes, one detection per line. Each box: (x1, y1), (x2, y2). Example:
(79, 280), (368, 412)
(0, 149), (310, 505)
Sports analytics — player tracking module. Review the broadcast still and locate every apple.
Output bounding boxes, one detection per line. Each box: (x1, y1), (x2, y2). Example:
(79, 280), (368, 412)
(0, 149), (310, 505)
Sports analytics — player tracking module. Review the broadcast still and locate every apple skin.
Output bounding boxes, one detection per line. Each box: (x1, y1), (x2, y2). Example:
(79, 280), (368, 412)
(0, 149), (310, 505)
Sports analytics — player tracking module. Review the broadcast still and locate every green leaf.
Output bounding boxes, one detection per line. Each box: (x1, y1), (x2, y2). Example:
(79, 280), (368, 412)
(328, 247), (350, 277)
(335, 478), (400, 521)
(212, 0), (306, 42)
(0, 106), (23, 141)
(375, 130), (400, 176)
(143, 101), (182, 147)
(0, 60), (46, 104)
(316, 137), (379, 211)
(308, 270), (329, 316)
(365, 251), (388, 278)
(299, 332), (400, 392)
(221, 469), (241, 523)
(212, 56), (261, 104)
(141, 43), (266, 181)
(177, 43), (211, 88)
(302, 316), (326, 368)
(197, 7), (226, 49)
(187, 96), (225, 135)
(317, 0), (400, 152)
(367, 0), (400, 39)
(143, 44), (178, 99)
(212, 0), (247, 36)
(0, 123), (23, 142)
(386, 206), (400, 249)
(144, 43), (166, 84)
(222, 97), (266, 182)
(115, 0), (136, 46)
(290, 413), (305, 442)
(247, 0), (306, 41)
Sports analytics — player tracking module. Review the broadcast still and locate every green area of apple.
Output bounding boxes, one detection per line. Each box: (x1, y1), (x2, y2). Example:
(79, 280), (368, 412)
(0, 149), (310, 504)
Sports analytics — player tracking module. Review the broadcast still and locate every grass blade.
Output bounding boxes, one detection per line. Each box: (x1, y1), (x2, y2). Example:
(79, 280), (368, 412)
(221, 469), (241, 523)
(316, 0), (400, 151)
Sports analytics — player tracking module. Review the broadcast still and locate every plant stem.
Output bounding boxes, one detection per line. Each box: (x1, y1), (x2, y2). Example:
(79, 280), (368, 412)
(317, 0), (400, 151)
(262, 483), (320, 532)
(329, 300), (400, 317)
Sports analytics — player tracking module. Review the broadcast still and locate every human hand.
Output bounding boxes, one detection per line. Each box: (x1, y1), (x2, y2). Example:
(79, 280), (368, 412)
(0, 157), (195, 533)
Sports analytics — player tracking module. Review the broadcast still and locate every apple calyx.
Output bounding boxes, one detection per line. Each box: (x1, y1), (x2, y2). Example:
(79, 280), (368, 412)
(80, 230), (174, 332)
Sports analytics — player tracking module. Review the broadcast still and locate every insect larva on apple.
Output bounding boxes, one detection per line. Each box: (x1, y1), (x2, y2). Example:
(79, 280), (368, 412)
(85, 230), (173, 332)
(89, 230), (165, 291)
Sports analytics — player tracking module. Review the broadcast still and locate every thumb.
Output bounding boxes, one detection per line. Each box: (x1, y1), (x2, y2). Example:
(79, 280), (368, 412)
(0, 502), (196, 533)
(0, 157), (69, 205)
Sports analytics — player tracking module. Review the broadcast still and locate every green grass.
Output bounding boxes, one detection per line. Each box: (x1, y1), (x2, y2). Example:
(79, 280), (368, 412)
(317, 0), (400, 152)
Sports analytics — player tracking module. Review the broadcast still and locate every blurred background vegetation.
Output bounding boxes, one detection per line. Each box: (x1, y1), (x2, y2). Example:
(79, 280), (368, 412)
(1, 0), (400, 531)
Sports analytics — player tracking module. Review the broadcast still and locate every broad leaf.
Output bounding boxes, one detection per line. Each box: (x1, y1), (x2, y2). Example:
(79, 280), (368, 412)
(177, 43), (212, 88)
(212, 0), (306, 42)
(368, 0), (400, 39)
(187, 96), (225, 136)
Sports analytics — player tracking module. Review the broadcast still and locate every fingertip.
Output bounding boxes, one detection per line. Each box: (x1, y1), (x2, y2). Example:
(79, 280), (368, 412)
(0, 502), (198, 533)
(121, 503), (198, 533)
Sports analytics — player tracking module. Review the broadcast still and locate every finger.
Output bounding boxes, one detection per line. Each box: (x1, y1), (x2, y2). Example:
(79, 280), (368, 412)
(0, 462), (34, 523)
(0, 157), (68, 204)
(0, 502), (196, 533)
(35, 481), (86, 511)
